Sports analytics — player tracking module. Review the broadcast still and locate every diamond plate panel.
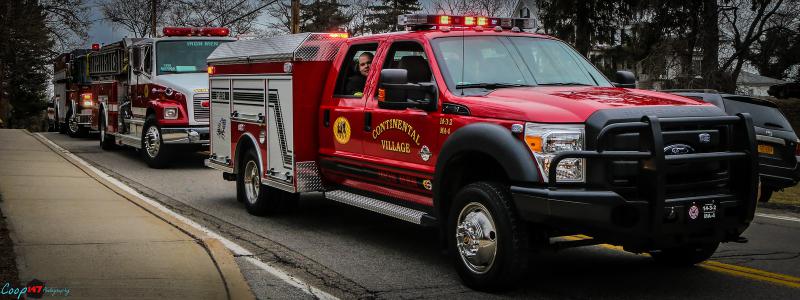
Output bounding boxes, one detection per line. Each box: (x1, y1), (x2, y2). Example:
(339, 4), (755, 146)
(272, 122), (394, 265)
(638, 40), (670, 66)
(325, 190), (425, 224)
(208, 33), (345, 64)
(296, 161), (324, 192)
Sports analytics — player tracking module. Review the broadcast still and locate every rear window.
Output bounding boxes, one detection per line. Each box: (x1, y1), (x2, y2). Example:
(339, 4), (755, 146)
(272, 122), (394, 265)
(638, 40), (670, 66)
(723, 99), (793, 131)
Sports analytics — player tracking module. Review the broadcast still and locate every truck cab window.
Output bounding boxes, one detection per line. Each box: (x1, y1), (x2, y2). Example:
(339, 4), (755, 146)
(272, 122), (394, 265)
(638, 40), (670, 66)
(334, 43), (377, 97)
(143, 45), (152, 75)
(383, 41), (431, 83)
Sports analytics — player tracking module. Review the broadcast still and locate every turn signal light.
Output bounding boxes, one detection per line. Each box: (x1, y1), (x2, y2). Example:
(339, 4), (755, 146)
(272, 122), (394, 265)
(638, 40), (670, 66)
(207, 66), (215, 75)
(525, 135), (543, 152)
(328, 33), (349, 38)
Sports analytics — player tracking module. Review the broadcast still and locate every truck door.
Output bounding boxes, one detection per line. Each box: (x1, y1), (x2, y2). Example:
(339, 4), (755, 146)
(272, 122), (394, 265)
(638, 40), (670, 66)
(363, 40), (438, 195)
(321, 43), (379, 163)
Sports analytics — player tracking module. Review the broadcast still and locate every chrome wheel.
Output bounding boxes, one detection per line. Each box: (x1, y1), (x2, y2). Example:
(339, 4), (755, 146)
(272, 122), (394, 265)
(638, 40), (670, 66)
(144, 126), (161, 158)
(243, 160), (260, 205)
(68, 114), (79, 134)
(456, 202), (498, 274)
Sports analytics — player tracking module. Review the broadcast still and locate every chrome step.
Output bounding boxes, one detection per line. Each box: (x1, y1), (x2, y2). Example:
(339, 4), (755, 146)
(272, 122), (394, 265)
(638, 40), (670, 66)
(325, 190), (435, 225)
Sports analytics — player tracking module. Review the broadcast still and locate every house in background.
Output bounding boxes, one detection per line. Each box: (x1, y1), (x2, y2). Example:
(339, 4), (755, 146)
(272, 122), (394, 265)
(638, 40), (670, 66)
(737, 71), (786, 97)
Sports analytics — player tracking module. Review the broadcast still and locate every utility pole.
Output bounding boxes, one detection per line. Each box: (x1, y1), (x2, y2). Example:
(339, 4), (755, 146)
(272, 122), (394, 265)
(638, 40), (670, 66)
(150, 0), (158, 37)
(291, 0), (299, 33)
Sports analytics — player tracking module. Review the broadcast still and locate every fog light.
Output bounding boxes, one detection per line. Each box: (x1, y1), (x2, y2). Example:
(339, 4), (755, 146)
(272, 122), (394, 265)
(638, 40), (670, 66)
(164, 107), (178, 119)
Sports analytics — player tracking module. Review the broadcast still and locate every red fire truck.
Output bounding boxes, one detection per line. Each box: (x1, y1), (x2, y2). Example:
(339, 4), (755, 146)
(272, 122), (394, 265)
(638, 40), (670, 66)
(51, 49), (93, 137)
(206, 15), (759, 290)
(83, 28), (235, 167)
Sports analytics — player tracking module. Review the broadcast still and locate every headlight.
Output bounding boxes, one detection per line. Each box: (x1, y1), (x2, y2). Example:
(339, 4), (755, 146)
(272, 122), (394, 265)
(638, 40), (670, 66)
(81, 100), (93, 108)
(524, 123), (585, 183)
(164, 107), (179, 119)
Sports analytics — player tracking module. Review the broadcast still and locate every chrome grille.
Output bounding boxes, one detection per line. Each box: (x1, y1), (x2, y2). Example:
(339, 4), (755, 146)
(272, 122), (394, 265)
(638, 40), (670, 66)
(193, 94), (210, 122)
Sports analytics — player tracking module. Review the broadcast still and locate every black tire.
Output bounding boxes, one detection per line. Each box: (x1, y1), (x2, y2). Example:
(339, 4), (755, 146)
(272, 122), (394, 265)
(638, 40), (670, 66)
(65, 108), (87, 138)
(236, 148), (296, 215)
(99, 111), (117, 150)
(649, 243), (719, 266)
(758, 186), (774, 203)
(448, 182), (529, 291)
(141, 114), (171, 168)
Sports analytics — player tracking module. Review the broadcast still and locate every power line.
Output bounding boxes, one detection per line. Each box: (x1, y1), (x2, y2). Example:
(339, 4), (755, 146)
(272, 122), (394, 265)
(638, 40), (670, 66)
(203, 0), (255, 27)
(220, 0), (281, 28)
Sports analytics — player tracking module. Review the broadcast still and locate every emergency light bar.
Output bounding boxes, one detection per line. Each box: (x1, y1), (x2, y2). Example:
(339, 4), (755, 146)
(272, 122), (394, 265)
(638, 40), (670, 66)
(398, 14), (535, 30)
(163, 27), (230, 37)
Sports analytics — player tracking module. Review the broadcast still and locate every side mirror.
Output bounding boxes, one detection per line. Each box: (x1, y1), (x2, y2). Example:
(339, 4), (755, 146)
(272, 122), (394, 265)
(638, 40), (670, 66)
(378, 69), (437, 111)
(613, 70), (636, 88)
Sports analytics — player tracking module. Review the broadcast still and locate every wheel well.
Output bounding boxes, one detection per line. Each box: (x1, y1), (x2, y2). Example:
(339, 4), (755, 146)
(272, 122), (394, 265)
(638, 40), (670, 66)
(146, 108), (155, 118)
(437, 151), (508, 220)
(234, 136), (259, 174)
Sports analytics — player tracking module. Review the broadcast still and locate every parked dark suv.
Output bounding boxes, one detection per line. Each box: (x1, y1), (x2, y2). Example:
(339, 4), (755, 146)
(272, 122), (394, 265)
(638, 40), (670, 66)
(667, 90), (800, 202)
(768, 82), (800, 99)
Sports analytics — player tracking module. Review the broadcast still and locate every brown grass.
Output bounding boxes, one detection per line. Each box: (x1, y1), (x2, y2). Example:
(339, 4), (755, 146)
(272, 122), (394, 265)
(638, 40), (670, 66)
(770, 184), (800, 207)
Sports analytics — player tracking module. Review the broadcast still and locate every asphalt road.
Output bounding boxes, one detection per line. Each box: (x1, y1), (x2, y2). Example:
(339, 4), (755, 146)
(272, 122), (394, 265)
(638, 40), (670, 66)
(41, 132), (800, 299)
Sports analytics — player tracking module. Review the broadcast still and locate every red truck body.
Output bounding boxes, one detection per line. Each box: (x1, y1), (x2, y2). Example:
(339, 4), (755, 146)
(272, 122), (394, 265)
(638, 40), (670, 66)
(206, 16), (759, 290)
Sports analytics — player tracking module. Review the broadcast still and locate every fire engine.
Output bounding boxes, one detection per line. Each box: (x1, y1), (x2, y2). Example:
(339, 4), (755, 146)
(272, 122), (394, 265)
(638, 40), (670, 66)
(80, 27), (235, 167)
(205, 15), (759, 290)
(51, 49), (93, 137)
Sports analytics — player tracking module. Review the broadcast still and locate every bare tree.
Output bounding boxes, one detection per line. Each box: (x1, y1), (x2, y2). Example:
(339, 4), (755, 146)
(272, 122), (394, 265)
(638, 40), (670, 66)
(40, 0), (91, 53)
(100, 0), (173, 37)
(168, 0), (265, 35)
(427, 0), (513, 16)
(719, 0), (800, 89)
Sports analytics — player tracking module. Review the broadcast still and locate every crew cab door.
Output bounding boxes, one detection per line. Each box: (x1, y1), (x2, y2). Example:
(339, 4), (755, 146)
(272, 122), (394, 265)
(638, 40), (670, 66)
(362, 40), (439, 196)
(320, 42), (379, 167)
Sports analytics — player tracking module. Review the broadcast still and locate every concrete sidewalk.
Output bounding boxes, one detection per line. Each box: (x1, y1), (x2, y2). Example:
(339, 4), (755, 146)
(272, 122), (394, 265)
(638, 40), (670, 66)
(0, 129), (253, 299)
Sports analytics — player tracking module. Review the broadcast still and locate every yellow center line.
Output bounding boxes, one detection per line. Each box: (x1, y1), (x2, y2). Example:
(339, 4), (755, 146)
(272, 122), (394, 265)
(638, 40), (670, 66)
(563, 235), (800, 289)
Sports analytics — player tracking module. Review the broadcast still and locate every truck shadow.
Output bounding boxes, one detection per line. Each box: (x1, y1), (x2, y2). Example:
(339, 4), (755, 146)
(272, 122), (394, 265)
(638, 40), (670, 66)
(255, 195), (787, 299)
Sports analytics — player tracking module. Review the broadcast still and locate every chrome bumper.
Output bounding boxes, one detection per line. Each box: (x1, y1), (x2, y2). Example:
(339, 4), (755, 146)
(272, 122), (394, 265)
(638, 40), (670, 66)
(161, 127), (209, 144)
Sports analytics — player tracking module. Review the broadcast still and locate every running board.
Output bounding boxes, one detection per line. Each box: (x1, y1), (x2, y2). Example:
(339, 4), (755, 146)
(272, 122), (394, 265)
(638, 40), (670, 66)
(324, 190), (437, 226)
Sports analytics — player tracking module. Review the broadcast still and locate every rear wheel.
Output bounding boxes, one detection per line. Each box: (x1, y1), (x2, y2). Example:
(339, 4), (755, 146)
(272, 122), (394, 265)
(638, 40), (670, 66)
(141, 115), (170, 168)
(237, 148), (296, 215)
(99, 111), (117, 150)
(650, 243), (719, 266)
(448, 182), (529, 291)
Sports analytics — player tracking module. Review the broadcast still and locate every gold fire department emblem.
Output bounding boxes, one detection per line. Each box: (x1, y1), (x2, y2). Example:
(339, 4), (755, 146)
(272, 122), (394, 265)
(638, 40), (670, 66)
(333, 116), (351, 145)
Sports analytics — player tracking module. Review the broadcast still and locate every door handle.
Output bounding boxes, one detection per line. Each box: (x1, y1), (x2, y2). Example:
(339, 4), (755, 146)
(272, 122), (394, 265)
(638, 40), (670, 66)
(323, 109), (330, 127)
(364, 112), (372, 131)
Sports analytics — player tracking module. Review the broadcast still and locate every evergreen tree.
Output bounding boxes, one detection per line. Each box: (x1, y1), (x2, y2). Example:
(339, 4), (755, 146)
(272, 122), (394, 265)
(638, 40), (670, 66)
(300, 0), (352, 32)
(366, 0), (422, 33)
(0, 0), (54, 126)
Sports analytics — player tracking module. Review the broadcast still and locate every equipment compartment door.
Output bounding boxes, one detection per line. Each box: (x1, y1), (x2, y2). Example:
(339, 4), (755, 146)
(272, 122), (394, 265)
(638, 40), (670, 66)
(210, 79), (232, 164)
(265, 76), (294, 184)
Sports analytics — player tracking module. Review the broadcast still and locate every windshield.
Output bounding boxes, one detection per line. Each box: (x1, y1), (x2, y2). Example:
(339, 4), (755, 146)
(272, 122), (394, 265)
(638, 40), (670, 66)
(432, 36), (612, 93)
(156, 40), (226, 75)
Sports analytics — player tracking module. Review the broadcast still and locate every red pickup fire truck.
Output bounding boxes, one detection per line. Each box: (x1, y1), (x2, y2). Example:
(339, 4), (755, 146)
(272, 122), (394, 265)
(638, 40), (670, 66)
(81, 28), (234, 167)
(206, 15), (758, 290)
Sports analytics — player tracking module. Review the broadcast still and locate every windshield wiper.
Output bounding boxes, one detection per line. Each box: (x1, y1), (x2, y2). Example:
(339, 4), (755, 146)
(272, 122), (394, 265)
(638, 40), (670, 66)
(456, 83), (533, 89)
(536, 82), (593, 86)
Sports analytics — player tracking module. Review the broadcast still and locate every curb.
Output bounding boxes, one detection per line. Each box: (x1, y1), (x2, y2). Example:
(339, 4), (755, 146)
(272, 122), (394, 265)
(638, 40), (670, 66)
(28, 131), (256, 300)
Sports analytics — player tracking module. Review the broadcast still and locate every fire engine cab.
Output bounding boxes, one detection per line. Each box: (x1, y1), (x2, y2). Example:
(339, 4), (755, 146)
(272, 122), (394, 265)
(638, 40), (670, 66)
(206, 15), (759, 290)
(83, 27), (235, 167)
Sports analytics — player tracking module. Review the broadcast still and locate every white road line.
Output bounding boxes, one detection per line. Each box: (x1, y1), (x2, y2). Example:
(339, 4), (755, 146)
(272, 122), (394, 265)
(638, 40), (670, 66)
(36, 133), (339, 300)
(755, 212), (800, 223)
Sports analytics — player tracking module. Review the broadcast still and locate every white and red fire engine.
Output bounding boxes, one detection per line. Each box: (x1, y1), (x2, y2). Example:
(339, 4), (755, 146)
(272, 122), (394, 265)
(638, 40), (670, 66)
(83, 27), (235, 167)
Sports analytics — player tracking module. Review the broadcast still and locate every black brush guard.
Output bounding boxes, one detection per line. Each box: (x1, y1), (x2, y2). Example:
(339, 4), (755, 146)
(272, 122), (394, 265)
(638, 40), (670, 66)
(511, 114), (758, 250)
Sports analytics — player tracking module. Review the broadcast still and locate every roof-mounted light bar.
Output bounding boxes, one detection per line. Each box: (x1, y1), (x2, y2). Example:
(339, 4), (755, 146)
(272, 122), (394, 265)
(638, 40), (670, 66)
(163, 27), (230, 37)
(398, 14), (535, 30)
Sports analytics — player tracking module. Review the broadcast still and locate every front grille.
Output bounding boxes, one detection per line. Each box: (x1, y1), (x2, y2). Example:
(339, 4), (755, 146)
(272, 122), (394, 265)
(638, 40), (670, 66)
(193, 94), (209, 122)
(597, 123), (733, 200)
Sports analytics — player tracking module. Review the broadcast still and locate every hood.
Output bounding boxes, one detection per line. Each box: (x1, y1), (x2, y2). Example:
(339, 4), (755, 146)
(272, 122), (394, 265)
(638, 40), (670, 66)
(153, 73), (209, 96)
(457, 86), (711, 123)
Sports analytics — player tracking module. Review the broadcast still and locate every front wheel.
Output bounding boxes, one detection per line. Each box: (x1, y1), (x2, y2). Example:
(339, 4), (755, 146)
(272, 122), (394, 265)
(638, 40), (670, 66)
(141, 115), (171, 168)
(99, 111), (117, 150)
(66, 109), (86, 138)
(649, 243), (719, 266)
(448, 182), (529, 291)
